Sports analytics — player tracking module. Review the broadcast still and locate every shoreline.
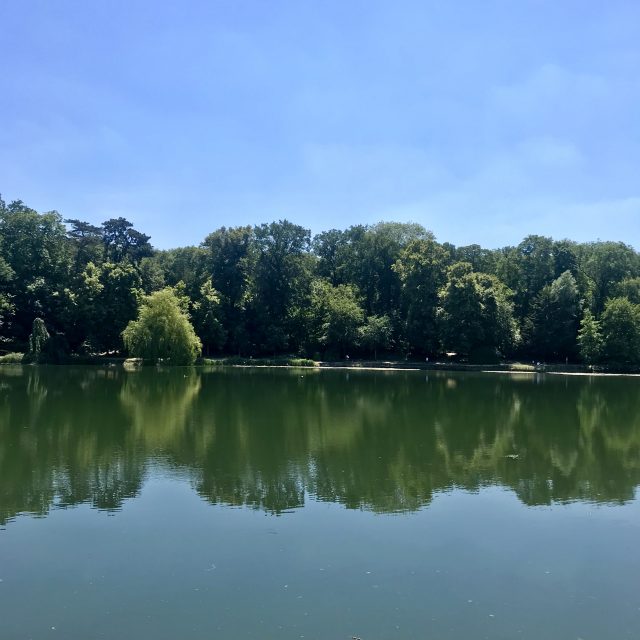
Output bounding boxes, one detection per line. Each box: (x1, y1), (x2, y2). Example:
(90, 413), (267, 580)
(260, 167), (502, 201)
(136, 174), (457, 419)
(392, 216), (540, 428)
(2, 356), (640, 376)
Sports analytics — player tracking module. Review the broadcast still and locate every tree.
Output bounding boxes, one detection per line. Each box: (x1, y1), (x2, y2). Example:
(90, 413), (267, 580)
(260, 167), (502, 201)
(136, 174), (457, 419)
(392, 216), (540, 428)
(94, 262), (142, 352)
(307, 280), (364, 357)
(0, 201), (72, 341)
(498, 236), (556, 319)
(65, 219), (104, 267)
(393, 235), (450, 354)
(122, 287), (202, 364)
(191, 280), (226, 355)
(600, 297), (640, 363)
(28, 318), (50, 359)
(101, 217), (153, 263)
(251, 221), (312, 354)
(526, 271), (580, 360)
(202, 227), (254, 354)
(138, 256), (166, 293)
(613, 277), (640, 304)
(0, 235), (14, 337)
(579, 241), (640, 312)
(359, 315), (393, 360)
(577, 310), (603, 364)
(453, 244), (497, 274)
(438, 262), (518, 358)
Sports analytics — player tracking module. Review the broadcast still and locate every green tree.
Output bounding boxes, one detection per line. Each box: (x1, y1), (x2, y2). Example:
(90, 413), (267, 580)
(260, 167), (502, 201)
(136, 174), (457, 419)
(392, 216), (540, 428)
(158, 246), (209, 299)
(191, 280), (226, 355)
(122, 287), (202, 364)
(203, 227), (254, 354)
(438, 262), (518, 358)
(526, 271), (580, 360)
(600, 297), (640, 363)
(251, 221), (312, 354)
(65, 219), (104, 268)
(359, 315), (393, 359)
(0, 200), (72, 341)
(577, 310), (603, 364)
(393, 235), (450, 354)
(496, 235), (556, 321)
(613, 277), (640, 304)
(579, 241), (640, 312)
(0, 235), (14, 337)
(101, 217), (153, 263)
(453, 244), (497, 274)
(95, 262), (142, 352)
(28, 318), (50, 360)
(307, 280), (364, 357)
(138, 256), (166, 293)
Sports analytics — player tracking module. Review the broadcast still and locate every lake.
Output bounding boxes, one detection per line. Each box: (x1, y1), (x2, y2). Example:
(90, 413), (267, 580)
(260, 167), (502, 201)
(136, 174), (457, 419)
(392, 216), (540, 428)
(0, 366), (639, 639)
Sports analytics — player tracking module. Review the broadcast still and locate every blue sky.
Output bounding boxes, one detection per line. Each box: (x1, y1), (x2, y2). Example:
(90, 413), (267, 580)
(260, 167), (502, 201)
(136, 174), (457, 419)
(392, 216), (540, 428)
(1, 0), (639, 249)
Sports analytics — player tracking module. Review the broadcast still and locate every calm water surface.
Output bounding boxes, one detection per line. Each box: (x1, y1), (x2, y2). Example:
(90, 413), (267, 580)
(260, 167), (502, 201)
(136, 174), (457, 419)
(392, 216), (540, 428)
(1, 366), (639, 639)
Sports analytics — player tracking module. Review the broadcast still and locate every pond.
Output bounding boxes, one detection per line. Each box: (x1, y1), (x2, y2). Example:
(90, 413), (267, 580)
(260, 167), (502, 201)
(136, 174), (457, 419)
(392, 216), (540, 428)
(0, 366), (639, 639)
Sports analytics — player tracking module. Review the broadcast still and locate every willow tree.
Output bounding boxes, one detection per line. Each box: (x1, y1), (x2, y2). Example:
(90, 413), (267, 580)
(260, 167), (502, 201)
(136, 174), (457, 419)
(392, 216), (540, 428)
(122, 287), (202, 365)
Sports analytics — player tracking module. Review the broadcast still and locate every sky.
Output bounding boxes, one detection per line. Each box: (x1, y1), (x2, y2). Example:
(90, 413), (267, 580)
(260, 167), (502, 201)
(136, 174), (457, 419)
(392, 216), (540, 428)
(1, 0), (639, 249)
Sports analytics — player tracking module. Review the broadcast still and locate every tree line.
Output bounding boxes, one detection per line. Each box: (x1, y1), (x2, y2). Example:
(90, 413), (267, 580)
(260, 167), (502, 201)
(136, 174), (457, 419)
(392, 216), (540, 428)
(1, 194), (640, 364)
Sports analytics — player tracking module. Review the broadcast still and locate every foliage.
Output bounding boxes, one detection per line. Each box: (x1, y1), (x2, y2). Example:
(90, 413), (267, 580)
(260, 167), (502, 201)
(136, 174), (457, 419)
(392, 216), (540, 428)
(308, 280), (364, 357)
(613, 277), (640, 304)
(0, 351), (25, 363)
(359, 315), (393, 359)
(525, 271), (580, 360)
(28, 318), (50, 359)
(577, 310), (603, 364)
(191, 280), (226, 355)
(599, 297), (640, 363)
(393, 235), (450, 354)
(438, 262), (518, 357)
(122, 288), (202, 364)
(3, 193), (640, 365)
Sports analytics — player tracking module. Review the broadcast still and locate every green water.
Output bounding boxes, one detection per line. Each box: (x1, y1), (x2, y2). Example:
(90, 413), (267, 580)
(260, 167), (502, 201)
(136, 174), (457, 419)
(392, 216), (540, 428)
(0, 366), (639, 639)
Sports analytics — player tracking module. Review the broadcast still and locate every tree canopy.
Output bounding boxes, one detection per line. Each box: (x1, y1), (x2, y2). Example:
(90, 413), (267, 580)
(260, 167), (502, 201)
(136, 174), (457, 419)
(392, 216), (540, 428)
(2, 193), (640, 365)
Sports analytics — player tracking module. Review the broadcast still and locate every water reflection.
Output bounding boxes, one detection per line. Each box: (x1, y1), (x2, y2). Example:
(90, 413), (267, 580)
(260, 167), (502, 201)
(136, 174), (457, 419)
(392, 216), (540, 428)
(1, 366), (639, 524)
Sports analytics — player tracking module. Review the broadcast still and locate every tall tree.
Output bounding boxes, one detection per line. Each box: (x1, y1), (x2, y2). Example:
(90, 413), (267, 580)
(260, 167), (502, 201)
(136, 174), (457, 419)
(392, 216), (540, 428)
(393, 235), (450, 354)
(251, 221), (311, 354)
(0, 200), (72, 341)
(65, 219), (104, 267)
(438, 262), (518, 358)
(578, 241), (640, 312)
(359, 315), (393, 360)
(577, 310), (603, 364)
(191, 280), (226, 355)
(101, 217), (153, 263)
(526, 271), (580, 360)
(496, 235), (556, 321)
(600, 297), (640, 363)
(307, 280), (364, 357)
(203, 226), (254, 353)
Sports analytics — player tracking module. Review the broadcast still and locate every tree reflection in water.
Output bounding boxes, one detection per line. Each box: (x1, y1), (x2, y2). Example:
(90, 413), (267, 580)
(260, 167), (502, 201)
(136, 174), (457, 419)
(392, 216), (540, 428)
(1, 366), (639, 524)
